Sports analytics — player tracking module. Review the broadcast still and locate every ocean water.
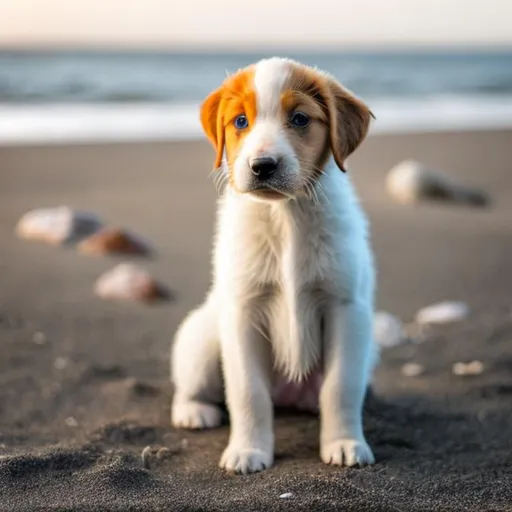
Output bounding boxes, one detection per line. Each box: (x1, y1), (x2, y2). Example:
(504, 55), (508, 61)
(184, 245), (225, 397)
(1, 50), (512, 144)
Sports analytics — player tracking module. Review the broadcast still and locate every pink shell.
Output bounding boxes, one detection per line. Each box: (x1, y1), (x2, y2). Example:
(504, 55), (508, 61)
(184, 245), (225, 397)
(94, 263), (168, 303)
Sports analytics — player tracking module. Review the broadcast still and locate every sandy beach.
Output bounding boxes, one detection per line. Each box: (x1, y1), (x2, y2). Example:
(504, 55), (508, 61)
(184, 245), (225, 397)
(1, 129), (512, 511)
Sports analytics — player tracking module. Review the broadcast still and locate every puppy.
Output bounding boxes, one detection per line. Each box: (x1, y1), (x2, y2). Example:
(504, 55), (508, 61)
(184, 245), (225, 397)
(171, 57), (377, 474)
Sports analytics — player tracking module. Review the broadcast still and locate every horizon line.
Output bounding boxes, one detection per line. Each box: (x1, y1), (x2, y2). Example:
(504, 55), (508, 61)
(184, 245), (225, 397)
(1, 42), (512, 54)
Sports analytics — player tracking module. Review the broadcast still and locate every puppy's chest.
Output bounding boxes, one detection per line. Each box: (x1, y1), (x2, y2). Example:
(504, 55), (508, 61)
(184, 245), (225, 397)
(218, 200), (340, 379)
(237, 204), (334, 291)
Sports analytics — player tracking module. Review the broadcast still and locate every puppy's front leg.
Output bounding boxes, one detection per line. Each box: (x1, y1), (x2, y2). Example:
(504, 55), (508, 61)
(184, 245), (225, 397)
(320, 302), (375, 467)
(219, 305), (274, 474)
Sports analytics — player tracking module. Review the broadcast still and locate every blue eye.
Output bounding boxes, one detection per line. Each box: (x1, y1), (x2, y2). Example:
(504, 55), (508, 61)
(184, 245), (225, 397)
(234, 114), (248, 129)
(290, 111), (310, 127)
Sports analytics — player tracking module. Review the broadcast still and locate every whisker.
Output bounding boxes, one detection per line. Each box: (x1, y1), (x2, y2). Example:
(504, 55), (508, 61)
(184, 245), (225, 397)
(211, 168), (229, 196)
(303, 177), (320, 205)
(293, 159), (334, 206)
(310, 183), (320, 206)
(315, 181), (331, 206)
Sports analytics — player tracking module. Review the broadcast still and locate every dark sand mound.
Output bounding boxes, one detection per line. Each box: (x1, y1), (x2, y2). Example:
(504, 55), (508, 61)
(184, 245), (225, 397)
(2, 382), (512, 511)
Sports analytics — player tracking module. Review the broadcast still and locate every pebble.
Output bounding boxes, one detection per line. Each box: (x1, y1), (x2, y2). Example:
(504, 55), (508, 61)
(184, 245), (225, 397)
(453, 360), (484, 376)
(53, 357), (68, 370)
(373, 311), (406, 348)
(15, 206), (103, 245)
(64, 416), (78, 428)
(94, 263), (169, 303)
(156, 447), (171, 460)
(401, 363), (425, 377)
(477, 410), (488, 422)
(140, 445), (171, 468)
(32, 331), (47, 345)
(78, 228), (152, 257)
(416, 301), (469, 325)
(141, 446), (152, 469)
(386, 160), (489, 207)
(279, 493), (293, 499)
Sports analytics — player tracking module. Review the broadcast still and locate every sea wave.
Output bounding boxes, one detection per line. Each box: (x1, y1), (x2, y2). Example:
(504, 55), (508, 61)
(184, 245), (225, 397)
(1, 95), (512, 145)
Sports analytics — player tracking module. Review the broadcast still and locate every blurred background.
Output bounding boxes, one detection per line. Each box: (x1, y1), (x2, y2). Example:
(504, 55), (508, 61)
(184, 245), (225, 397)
(1, 0), (512, 142)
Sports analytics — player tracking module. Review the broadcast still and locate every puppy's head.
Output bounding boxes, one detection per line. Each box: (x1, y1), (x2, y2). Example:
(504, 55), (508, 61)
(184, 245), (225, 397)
(201, 57), (372, 201)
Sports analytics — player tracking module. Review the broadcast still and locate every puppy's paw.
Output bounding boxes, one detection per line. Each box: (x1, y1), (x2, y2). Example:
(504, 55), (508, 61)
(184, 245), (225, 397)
(220, 446), (273, 475)
(321, 438), (375, 467)
(171, 400), (222, 430)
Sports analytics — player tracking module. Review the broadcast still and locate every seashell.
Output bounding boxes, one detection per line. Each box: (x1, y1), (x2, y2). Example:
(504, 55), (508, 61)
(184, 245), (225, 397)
(416, 301), (469, 325)
(15, 206), (103, 245)
(401, 362), (425, 377)
(386, 160), (489, 207)
(78, 227), (152, 256)
(94, 263), (169, 303)
(141, 446), (153, 469)
(453, 360), (484, 376)
(64, 416), (78, 428)
(373, 311), (406, 348)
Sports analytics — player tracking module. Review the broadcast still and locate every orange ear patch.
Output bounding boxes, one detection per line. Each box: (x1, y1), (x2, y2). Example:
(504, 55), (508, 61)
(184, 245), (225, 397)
(200, 86), (224, 168)
(199, 67), (256, 171)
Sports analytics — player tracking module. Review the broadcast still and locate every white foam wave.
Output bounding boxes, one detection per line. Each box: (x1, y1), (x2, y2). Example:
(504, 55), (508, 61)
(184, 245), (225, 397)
(370, 96), (512, 134)
(0, 103), (201, 145)
(1, 96), (512, 145)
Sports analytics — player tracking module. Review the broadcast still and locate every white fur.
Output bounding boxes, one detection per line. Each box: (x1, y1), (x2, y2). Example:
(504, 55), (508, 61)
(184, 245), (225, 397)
(234, 59), (301, 195)
(254, 57), (291, 117)
(171, 58), (377, 474)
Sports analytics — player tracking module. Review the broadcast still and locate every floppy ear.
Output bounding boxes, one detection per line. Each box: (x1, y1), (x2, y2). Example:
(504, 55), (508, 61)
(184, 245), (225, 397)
(200, 86), (225, 169)
(325, 79), (373, 172)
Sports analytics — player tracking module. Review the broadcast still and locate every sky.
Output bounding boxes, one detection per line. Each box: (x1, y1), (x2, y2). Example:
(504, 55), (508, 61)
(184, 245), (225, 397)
(1, 0), (512, 49)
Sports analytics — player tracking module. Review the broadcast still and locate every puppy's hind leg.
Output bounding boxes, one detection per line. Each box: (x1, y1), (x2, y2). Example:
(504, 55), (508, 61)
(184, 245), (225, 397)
(171, 298), (224, 430)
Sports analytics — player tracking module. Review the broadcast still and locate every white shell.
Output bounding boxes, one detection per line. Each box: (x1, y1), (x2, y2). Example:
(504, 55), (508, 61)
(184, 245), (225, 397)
(64, 416), (78, 427)
(279, 493), (293, 499)
(401, 363), (425, 377)
(386, 160), (488, 206)
(452, 361), (484, 376)
(15, 206), (102, 245)
(386, 160), (432, 204)
(32, 331), (47, 345)
(53, 357), (68, 370)
(415, 301), (469, 325)
(373, 311), (406, 348)
(94, 263), (164, 302)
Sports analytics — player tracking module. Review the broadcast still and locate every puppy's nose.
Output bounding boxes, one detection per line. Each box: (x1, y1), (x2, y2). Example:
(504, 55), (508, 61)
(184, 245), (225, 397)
(250, 157), (278, 180)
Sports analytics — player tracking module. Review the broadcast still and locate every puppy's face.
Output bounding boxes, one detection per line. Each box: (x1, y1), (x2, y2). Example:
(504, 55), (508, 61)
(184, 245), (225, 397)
(201, 58), (372, 201)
